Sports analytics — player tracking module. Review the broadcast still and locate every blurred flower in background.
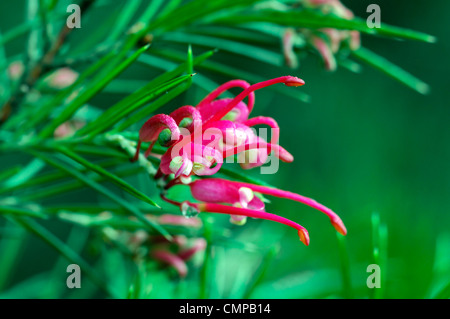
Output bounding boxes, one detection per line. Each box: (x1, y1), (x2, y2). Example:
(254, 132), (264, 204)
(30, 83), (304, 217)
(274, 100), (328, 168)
(7, 60), (25, 81)
(282, 0), (360, 70)
(44, 67), (79, 89)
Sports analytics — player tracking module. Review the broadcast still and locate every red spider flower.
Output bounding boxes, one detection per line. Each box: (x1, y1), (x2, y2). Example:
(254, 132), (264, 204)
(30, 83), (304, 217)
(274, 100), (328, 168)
(161, 178), (346, 246)
(283, 0), (360, 71)
(133, 75), (346, 245)
(134, 76), (304, 178)
(150, 235), (206, 278)
(117, 216), (204, 277)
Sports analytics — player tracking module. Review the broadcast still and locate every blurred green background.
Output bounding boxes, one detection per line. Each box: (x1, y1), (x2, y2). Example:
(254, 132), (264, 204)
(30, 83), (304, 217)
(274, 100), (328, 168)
(0, 0), (448, 299)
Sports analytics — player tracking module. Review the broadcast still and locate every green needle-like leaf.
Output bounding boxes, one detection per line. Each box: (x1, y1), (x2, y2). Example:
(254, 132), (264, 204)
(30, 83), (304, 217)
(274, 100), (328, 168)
(337, 232), (353, 299)
(242, 245), (279, 298)
(161, 32), (283, 66)
(79, 74), (194, 137)
(0, 222), (27, 291)
(434, 281), (450, 299)
(77, 49), (215, 136)
(185, 25), (277, 46)
(151, 48), (311, 102)
(138, 49), (216, 82)
(5, 51), (116, 133)
(0, 31), (10, 106)
(38, 44), (151, 138)
(31, 151), (172, 240)
(0, 166), (22, 182)
(56, 146), (158, 207)
(106, 0), (142, 42)
(352, 47), (430, 94)
(3, 158), (45, 189)
(114, 80), (192, 132)
(199, 217), (214, 299)
(0, 158), (121, 196)
(212, 10), (436, 43)
(0, 206), (47, 219)
(0, 11), (67, 47)
(148, 0), (260, 34)
(187, 44), (194, 74)
(23, 166), (142, 203)
(11, 216), (115, 297)
(137, 52), (219, 96)
(370, 212), (388, 299)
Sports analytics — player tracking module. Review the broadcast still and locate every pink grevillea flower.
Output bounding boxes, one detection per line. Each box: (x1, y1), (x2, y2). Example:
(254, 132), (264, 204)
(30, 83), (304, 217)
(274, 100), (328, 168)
(311, 35), (337, 71)
(181, 200), (310, 246)
(134, 76), (304, 176)
(282, 28), (299, 69)
(285, 0), (360, 71)
(304, 0), (353, 18)
(196, 79), (255, 123)
(47, 67), (79, 89)
(121, 220), (205, 277)
(190, 177), (265, 225)
(150, 236), (206, 277)
(155, 214), (202, 228)
(7, 60), (24, 81)
(200, 118), (292, 169)
(54, 119), (85, 139)
(133, 114), (181, 161)
(151, 249), (189, 277)
(189, 178), (346, 236)
(200, 76), (304, 125)
(125, 214), (202, 229)
(160, 142), (223, 177)
(190, 76), (302, 169)
(133, 75), (347, 245)
(161, 178), (346, 245)
(102, 216), (205, 277)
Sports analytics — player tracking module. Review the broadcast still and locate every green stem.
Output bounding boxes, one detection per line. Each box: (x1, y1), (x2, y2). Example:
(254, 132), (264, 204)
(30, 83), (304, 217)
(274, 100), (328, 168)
(199, 217), (213, 299)
(336, 232), (353, 299)
(30, 151), (172, 241)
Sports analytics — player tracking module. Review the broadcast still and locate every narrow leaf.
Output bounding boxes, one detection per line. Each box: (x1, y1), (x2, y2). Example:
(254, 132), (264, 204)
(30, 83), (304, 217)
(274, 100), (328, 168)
(56, 146), (158, 207)
(212, 10), (436, 43)
(39, 45), (150, 138)
(352, 47), (430, 94)
(12, 216), (114, 297)
(31, 151), (172, 240)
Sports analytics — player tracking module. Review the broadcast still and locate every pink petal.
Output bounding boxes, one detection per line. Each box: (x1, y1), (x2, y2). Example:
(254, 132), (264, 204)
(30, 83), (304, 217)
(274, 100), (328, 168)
(139, 114), (180, 143)
(226, 141), (294, 163)
(193, 178), (346, 235)
(205, 76), (305, 124)
(197, 79), (255, 112)
(190, 178), (265, 211)
(312, 36), (337, 71)
(151, 250), (188, 277)
(190, 202), (309, 246)
(157, 214), (202, 228)
(243, 116), (280, 144)
(169, 105), (202, 127)
(198, 99), (250, 124)
(178, 238), (207, 260)
(160, 142), (223, 176)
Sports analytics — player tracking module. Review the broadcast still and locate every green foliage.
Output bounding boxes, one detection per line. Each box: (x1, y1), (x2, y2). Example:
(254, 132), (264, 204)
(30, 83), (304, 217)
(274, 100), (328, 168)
(0, 0), (446, 300)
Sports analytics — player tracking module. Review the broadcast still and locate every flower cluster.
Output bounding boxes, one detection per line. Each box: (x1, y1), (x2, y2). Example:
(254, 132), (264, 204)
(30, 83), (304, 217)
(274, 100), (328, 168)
(283, 0), (361, 71)
(103, 214), (204, 277)
(150, 235), (206, 278)
(133, 76), (346, 246)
